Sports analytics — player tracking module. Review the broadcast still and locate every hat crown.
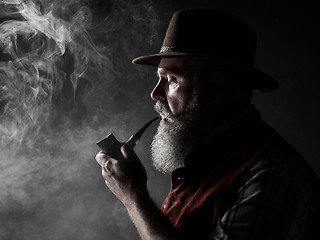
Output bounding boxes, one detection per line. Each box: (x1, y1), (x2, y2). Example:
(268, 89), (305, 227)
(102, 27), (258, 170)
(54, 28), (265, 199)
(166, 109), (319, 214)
(161, 9), (257, 66)
(132, 8), (279, 93)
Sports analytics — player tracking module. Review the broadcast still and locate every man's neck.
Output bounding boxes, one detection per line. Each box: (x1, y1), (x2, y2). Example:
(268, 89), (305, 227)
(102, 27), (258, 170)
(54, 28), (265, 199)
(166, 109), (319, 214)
(194, 103), (253, 140)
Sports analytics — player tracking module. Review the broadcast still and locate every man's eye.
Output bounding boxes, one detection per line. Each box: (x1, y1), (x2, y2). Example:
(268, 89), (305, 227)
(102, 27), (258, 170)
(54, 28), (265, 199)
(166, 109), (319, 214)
(168, 76), (177, 83)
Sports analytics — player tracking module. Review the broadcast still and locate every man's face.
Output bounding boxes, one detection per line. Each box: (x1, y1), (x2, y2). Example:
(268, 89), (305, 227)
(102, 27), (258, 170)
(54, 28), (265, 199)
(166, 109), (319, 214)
(151, 58), (194, 118)
(150, 58), (199, 173)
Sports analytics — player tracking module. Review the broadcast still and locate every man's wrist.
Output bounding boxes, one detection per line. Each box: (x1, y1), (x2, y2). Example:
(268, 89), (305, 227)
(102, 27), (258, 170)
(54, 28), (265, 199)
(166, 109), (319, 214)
(123, 186), (151, 209)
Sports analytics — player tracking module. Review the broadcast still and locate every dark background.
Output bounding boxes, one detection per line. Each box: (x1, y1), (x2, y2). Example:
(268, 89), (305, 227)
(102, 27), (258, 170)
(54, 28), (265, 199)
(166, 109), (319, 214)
(0, 0), (319, 239)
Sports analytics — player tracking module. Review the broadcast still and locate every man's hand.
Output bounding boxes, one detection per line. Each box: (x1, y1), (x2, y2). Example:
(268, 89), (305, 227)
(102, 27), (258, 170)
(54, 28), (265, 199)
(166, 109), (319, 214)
(95, 143), (148, 206)
(95, 143), (179, 240)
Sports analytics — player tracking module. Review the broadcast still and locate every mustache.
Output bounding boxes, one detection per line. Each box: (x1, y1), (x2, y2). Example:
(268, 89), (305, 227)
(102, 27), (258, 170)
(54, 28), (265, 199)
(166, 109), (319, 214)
(154, 101), (173, 119)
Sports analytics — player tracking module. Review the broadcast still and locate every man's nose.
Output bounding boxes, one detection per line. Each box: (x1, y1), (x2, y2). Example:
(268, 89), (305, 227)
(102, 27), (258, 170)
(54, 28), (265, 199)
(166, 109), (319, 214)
(150, 79), (166, 101)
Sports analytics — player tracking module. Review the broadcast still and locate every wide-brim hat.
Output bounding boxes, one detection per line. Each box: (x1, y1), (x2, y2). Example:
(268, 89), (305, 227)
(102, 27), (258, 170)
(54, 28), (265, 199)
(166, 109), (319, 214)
(132, 8), (278, 93)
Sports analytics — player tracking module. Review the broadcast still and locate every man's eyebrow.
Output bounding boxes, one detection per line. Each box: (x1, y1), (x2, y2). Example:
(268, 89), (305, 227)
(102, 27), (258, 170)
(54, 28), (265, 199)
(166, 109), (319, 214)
(156, 67), (183, 76)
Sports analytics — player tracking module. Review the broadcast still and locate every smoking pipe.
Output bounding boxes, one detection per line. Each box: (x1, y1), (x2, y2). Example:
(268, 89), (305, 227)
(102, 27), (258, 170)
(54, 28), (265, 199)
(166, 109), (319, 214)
(96, 117), (160, 159)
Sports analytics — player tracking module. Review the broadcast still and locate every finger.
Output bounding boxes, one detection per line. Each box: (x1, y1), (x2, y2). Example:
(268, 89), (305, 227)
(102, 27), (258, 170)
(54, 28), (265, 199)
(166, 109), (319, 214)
(102, 166), (113, 178)
(103, 159), (113, 172)
(95, 151), (110, 167)
(120, 143), (138, 160)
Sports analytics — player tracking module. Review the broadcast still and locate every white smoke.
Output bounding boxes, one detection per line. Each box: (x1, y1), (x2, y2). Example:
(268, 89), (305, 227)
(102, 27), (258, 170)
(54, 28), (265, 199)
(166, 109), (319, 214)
(0, 0), (159, 239)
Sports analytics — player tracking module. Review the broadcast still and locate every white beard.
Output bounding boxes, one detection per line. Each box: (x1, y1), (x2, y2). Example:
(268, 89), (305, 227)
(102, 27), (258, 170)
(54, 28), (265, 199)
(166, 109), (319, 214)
(151, 94), (199, 174)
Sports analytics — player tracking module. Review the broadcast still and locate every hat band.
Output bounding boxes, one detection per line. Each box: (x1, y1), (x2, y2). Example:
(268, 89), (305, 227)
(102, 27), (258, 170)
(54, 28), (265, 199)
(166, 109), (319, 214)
(159, 45), (253, 66)
(160, 46), (175, 53)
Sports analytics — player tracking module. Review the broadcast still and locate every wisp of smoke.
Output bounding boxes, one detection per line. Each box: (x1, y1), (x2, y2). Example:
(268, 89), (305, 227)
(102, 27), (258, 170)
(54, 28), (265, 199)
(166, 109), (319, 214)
(0, 0), (159, 239)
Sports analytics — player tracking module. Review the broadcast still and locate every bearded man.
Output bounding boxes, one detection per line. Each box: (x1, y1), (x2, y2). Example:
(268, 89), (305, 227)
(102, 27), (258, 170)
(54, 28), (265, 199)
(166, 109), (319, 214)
(95, 9), (320, 239)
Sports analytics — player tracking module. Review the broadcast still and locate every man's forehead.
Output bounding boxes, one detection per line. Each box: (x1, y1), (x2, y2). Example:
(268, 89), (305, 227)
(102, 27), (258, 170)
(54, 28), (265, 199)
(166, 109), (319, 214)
(157, 58), (193, 75)
(157, 67), (183, 76)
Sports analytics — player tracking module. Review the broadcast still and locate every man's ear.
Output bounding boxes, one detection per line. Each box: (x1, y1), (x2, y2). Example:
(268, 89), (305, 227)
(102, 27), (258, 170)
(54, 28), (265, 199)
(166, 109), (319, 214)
(208, 71), (230, 103)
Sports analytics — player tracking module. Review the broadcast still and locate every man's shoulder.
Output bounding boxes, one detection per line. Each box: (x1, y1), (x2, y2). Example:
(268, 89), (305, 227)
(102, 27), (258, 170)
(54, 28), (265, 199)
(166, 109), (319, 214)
(261, 131), (320, 186)
(257, 122), (320, 194)
(210, 133), (320, 240)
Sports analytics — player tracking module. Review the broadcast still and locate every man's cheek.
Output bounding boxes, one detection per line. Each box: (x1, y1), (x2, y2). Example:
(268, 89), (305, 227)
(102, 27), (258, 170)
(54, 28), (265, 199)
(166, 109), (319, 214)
(168, 82), (179, 93)
(167, 96), (185, 116)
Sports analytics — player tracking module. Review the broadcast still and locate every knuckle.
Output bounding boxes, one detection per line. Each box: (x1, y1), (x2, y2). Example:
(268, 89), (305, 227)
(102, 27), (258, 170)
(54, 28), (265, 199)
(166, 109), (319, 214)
(96, 152), (111, 164)
(102, 170), (108, 178)
(95, 151), (101, 161)
(102, 168), (113, 178)
(113, 160), (120, 167)
(95, 151), (105, 161)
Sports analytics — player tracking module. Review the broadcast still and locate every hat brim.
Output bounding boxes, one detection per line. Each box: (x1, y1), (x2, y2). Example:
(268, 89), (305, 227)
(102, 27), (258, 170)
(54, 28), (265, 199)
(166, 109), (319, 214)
(132, 52), (278, 93)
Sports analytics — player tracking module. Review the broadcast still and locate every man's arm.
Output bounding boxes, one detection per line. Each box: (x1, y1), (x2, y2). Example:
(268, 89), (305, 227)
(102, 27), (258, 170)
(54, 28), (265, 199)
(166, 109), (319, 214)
(95, 144), (178, 240)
